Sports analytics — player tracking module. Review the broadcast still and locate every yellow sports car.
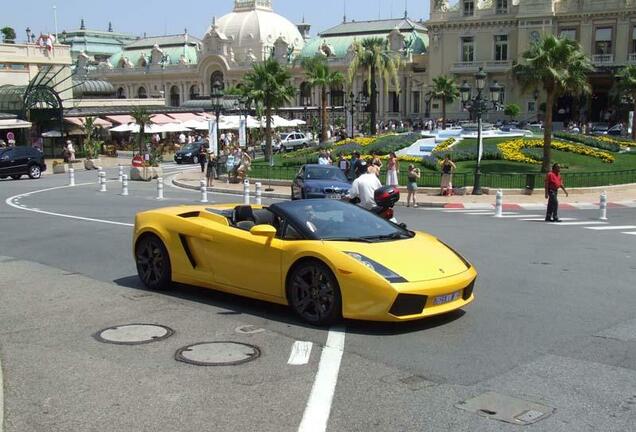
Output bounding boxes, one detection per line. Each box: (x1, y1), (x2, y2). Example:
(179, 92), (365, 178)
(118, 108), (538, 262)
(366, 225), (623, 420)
(133, 199), (476, 325)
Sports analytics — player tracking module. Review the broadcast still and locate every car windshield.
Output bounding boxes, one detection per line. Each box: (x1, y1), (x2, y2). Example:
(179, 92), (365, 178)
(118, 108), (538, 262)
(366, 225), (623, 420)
(305, 166), (348, 182)
(181, 143), (198, 152)
(274, 200), (412, 242)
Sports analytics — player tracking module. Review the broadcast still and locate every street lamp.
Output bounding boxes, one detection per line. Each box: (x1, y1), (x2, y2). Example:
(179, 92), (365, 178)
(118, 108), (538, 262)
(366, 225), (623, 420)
(25, 27), (32, 44)
(210, 80), (224, 150)
(459, 67), (503, 195)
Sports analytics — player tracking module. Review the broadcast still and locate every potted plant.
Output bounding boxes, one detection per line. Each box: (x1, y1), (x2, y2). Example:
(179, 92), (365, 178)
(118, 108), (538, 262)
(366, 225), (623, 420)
(129, 107), (162, 181)
(81, 117), (103, 170)
(52, 160), (67, 174)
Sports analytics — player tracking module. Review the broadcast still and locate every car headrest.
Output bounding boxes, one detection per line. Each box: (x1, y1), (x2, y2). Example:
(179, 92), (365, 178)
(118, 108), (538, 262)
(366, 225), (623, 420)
(233, 205), (255, 223)
(236, 220), (256, 231)
(253, 209), (275, 226)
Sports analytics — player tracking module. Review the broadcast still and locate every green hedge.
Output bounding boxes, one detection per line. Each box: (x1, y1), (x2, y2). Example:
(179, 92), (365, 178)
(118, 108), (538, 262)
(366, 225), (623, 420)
(554, 132), (621, 152)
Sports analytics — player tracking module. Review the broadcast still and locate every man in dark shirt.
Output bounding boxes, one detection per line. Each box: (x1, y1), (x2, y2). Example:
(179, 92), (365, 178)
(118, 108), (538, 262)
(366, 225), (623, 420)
(545, 163), (569, 222)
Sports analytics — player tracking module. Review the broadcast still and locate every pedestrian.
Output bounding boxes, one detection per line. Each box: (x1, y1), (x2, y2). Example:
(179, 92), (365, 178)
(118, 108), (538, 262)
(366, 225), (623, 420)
(386, 152), (399, 186)
(198, 145), (207, 173)
(338, 155), (350, 174)
(371, 151), (383, 171)
(66, 140), (76, 162)
(206, 151), (217, 187)
(318, 151), (330, 165)
(406, 164), (420, 207)
(348, 163), (383, 210)
(545, 163), (569, 222)
(349, 152), (359, 180)
(440, 154), (456, 196)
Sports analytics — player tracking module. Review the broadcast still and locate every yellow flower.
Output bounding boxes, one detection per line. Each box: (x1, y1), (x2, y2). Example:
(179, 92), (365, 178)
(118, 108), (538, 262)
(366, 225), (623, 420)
(497, 139), (615, 164)
(433, 138), (456, 153)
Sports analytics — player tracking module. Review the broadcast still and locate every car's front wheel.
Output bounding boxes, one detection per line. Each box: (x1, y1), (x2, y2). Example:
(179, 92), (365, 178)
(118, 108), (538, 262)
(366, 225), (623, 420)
(135, 234), (172, 291)
(287, 260), (342, 326)
(193, 156), (199, 165)
(28, 165), (42, 179)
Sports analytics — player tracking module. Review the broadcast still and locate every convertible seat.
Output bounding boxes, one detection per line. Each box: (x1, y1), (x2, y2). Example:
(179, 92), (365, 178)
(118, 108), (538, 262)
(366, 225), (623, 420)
(233, 205), (255, 224)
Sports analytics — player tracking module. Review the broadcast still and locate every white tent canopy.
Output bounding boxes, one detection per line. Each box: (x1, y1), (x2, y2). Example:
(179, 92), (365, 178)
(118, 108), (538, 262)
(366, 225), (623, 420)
(0, 119), (32, 130)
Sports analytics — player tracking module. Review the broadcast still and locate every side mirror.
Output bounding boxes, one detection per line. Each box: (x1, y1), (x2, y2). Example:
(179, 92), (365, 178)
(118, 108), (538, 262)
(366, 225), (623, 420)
(250, 224), (277, 238)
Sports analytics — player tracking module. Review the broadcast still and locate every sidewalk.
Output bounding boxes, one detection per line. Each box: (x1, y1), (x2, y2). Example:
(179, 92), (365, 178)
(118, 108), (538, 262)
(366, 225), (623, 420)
(172, 172), (636, 210)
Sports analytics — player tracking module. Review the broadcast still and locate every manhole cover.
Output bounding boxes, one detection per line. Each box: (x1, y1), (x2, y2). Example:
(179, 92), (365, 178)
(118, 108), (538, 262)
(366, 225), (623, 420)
(456, 391), (555, 425)
(175, 342), (261, 366)
(94, 324), (174, 345)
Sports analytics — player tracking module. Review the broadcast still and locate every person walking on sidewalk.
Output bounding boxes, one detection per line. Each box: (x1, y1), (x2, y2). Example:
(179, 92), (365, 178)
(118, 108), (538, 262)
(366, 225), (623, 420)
(545, 163), (569, 222)
(440, 155), (456, 196)
(386, 152), (399, 186)
(406, 164), (420, 207)
(198, 145), (207, 174)
(206, 151), (217, 188)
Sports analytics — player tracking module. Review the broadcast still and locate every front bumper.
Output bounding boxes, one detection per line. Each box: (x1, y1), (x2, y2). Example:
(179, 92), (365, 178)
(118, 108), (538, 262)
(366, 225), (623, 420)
(340, 267), (477, 322)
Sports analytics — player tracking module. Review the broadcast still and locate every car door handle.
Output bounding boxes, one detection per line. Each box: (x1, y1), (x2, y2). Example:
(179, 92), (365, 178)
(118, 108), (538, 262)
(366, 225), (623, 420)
(201, 233), (214, 242)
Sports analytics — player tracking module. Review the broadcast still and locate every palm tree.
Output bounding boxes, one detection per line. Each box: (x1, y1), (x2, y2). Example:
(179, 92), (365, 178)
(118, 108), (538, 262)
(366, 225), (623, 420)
(130, 107), (153, 156)
(80, 116), (99, 159)
(429, 76), (460, 130)
(614, 65), (636, 140)
(514, 35), (593, 172)
(240, 57), (296, 162)
(301, 55), (345, 143)
(348, 37), (401, 135)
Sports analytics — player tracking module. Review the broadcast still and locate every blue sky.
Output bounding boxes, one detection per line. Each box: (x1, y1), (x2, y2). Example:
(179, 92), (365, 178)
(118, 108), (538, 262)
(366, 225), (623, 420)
(2, 0), (430, 41)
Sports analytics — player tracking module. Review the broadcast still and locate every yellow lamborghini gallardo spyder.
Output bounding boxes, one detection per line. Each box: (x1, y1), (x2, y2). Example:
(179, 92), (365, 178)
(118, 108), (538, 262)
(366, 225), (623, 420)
(133, 199), (476, 325)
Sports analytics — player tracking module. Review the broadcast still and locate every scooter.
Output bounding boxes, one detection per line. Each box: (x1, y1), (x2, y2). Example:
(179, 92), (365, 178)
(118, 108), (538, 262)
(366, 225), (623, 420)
(370, 185), (400, 223)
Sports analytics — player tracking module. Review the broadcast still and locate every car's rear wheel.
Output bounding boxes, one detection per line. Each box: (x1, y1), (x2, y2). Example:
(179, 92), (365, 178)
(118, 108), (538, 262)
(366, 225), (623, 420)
(193, 156), (199, 165)
(11, 175), (21, 180)
(135, 234), (172, 290)
(287, 260), (341, 325)
(28, 165), (41, 179)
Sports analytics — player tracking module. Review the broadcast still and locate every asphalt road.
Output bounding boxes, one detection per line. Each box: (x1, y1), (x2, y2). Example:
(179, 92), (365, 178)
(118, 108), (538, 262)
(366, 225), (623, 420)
(0, 165), (635, 431)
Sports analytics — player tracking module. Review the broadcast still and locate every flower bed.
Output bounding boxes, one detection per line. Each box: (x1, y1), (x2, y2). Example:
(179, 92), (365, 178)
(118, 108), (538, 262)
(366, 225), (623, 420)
(499, 139), (615, 164)
(553, 132), (621, 152)
(432, 138), (456, 154)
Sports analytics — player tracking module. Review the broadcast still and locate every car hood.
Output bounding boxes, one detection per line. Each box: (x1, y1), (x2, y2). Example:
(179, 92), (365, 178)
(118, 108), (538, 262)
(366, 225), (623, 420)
(304, 179), (351, 190)
(328, 233), (471, 282)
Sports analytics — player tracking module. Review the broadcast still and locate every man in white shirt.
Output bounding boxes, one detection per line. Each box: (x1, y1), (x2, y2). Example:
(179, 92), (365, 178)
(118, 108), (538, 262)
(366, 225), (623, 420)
(349, 163), (382, 210)
(178, 133), (186, 145)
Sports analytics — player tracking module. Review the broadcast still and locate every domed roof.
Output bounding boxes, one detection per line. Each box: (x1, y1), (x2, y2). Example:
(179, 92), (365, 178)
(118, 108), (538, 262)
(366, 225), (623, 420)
(212, 0), (304, 57)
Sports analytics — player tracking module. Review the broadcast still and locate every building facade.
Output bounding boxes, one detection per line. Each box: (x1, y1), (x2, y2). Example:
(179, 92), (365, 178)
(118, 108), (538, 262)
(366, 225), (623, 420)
(427, 0), (636, 123)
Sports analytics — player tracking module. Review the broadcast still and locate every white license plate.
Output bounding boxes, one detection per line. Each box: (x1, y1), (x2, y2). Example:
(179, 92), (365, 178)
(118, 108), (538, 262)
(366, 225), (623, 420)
(326, 194), (341, 200)
(434, 292), (460, 305)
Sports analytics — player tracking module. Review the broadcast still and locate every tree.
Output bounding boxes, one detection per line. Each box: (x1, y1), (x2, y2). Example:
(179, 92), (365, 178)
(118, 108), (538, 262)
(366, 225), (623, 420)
(514, 35), (592, 172)
(429, 75), (460, 130)
(504, 103), (521, 121)
(240, 57), (296, 162)
(130, 107), (153, 156)
(301, 55), (344, 144)
(614, 65), (636, 141)
(348, 37), (401, 135)
(1, 27), (16, 44)
(81, 117), (102, 159)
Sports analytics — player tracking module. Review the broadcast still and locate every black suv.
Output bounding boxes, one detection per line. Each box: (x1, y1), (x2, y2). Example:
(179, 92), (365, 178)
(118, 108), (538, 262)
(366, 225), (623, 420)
(174, 141), (206, 164)
(0, 146), (47, 180)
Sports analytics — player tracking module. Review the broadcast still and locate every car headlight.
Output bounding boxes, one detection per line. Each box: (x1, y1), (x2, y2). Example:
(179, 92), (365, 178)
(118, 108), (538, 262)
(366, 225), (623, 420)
(345, 252), (407, 283)
(185, 153), (192, 157)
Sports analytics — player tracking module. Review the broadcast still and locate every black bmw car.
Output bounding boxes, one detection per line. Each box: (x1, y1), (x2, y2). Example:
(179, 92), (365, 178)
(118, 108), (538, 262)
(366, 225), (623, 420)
(174, 141), (206, 164)
(291, 164), (351, 200)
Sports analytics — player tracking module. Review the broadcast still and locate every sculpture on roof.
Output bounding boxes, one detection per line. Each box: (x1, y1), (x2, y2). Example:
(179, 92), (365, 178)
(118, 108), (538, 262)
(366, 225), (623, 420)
(434, 0), (449, 12)
(247, 48), (257, 63)
(287, 45), (295, 63)
(319, 40), (335, 57)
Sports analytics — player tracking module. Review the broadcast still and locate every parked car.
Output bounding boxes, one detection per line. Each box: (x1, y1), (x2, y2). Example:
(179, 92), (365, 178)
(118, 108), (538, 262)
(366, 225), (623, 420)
(174, 141), (206, 164)
(291, 164), (351, 200)
(590, 123), (609, 136)
(0, 146), (46, 180)
(607, 124), (625, 136)
(279, 132), (311, 152)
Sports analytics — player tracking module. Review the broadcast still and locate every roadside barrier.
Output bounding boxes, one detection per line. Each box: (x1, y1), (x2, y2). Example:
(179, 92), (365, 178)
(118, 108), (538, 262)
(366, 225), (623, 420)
(200, 179), (208, 203)
(156, 177), (164, 200)
(99, 171), (107, 192)
(243, 179), (250, 205)
(255, 182), (263, 205)
(68, 168), (75, 187)
(600, 191), (608, 221)
(494, 189), (503, 217)
(121, 175), (129, 196)
(118, 165), (124, 182)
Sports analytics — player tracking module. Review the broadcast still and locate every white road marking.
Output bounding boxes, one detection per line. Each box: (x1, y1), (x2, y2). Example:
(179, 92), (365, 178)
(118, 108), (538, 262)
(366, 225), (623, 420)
(585, 226), (636, 231)
(520, 218), (578, 222)
(550, 221), (608, 226)
(5, 184), (134, 228)
(288, 341), (313, 365)
(298, 327), (346, 432)
(466, 212), (519, 216)
(623, 232), (636, 236)
(496, 214), (542, 219)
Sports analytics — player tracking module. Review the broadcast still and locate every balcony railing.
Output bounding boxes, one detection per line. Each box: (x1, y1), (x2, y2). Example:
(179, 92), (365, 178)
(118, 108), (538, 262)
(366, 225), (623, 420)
(451, 61), (479, 72)
(629, 53), (636, 64)
(592, 54), (614, 65)
(485, 60), (512, 71)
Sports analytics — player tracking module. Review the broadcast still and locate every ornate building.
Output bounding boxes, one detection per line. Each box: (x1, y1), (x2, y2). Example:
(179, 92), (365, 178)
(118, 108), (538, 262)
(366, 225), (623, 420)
(427, 0), (636, 123)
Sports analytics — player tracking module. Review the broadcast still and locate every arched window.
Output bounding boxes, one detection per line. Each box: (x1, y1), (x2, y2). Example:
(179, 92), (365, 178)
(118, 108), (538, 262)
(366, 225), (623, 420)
(117, 87), (126, 99)
(189, 84), (200, 100)
(210, 71), (224, 95)
(170, 86), (180, 107)
(137, 87), (147, 99)
(300, 82), (312, 106)
(330, 83), (344, 107)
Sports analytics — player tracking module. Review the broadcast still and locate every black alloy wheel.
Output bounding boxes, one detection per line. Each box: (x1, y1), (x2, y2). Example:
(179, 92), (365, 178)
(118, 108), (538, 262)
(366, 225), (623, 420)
(288, 261), (341, 325)
(135, 235), (172, 290)
(28, 165), (41, 179)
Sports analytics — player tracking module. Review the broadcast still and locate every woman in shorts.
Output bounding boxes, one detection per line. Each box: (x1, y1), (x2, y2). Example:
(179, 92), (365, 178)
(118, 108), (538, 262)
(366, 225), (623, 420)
(406, 164), (420, 208)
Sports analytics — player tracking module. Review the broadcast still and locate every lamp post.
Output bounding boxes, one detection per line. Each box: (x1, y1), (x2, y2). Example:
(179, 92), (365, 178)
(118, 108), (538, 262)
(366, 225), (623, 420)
(347, 91), (369, 138)
(459, 67), (503, 195)
(303, 96), (309, 135)
(210, 80), (224, 151)
(26, 27), (31, 44)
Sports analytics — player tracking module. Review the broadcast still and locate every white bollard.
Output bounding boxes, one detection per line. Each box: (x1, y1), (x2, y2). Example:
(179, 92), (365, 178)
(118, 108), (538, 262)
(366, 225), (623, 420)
(243, 179), (251, 205)
(200, 179), (208, 203)
(99, 171), (107, 192)
(494, 189), (503, 217)
(121, 175), (129, 196)
(255, 182), (263, 205)
(156, 177), (164, 200)
(118, 165), (124, 182)
(599, 191), (608, 221)
(68, 168), (75, 187)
